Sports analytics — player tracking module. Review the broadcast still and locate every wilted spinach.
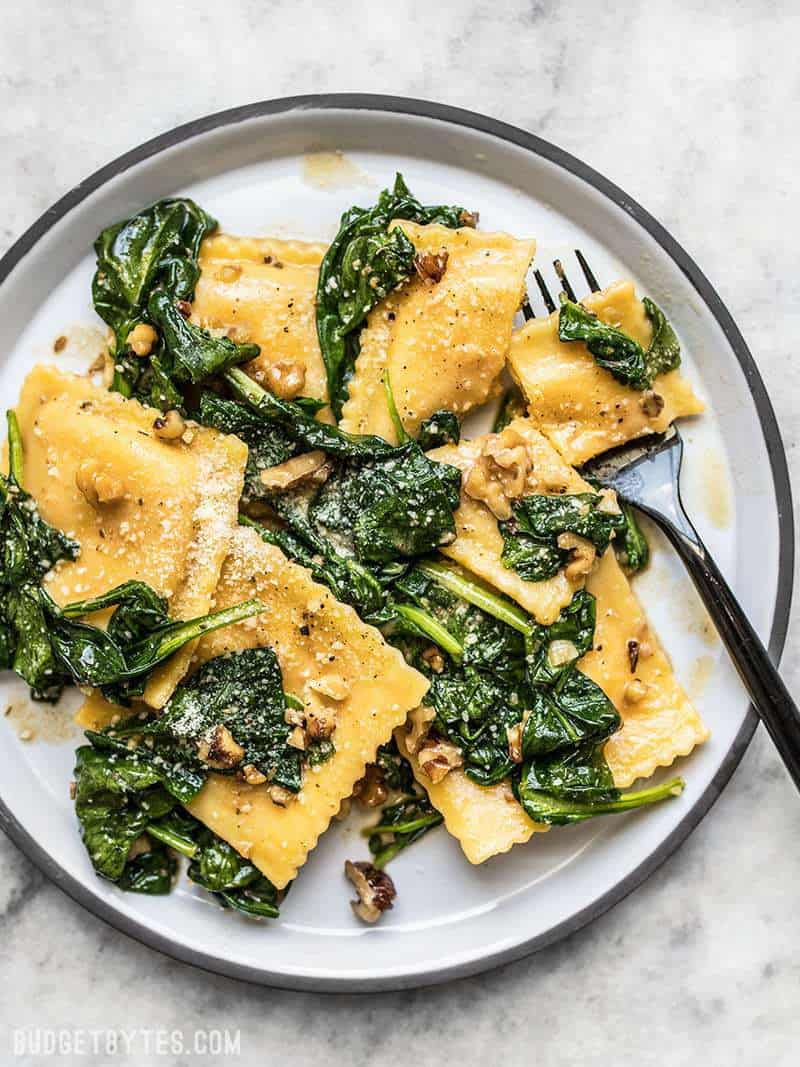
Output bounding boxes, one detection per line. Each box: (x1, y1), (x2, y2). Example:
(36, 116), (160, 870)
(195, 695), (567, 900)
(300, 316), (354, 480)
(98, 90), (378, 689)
(557, 296), (680, 390)
(92, 198), (259, 408)
(40, 584), (263, 704)
(517, 749), (684, 825)
(365, 795), (443, 868)
(417, 410), (461, 450)
(492, 385), (527, 433)
(142, 646), (306, 792)
(316, 173), (470, 416)
(73, 736), (282, 913)
(1, 411), (80, 699)
(499, 492), (625, 582)
(616, 500), (650, 573)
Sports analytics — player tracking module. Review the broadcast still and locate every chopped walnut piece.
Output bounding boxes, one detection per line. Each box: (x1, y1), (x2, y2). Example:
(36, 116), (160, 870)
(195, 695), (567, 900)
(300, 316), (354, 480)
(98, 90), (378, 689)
(152, 409), (186, 441)
(506, 722), (523, 764)
(597, 487), (622, 514)
(197, 724), (245, 770)
(463, 426), (533, 520)
(624, 679), (648, 704)
(284, 706), (306, 728)
(344, 860), (396, 924)
(413, 249), (449, 285)
(306, 713), (336, 741)
(264, 360), (307, 400)
(260, 450), (329, 491)
(417, 736), (463, 783)
(176, 299), (193, 317)
(353, 764), (388, 808)
(557, 532), (597, 580)
(404, 705), (436, 756)
(421, 645), (445, 674)
(75, 459), (124, 508)
(126, 323), (158, 357)
(640, 390), (665, 417)
(459, 209), (479, 228)
(287, 726), (307, 751)
(53, 335), (67, 353)
(268, 784), (295, 806)
(242, 764), (267, 786)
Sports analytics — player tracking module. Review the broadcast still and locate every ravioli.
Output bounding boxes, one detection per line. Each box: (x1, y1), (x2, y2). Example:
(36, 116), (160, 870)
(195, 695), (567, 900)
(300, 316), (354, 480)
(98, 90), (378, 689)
(429, 416), (596, 625)
(400, 549), (708, 863)
(77, 527), (429, 889)
(396, 732), (544, 863)
(508, 280), (704, 465)
(340, 221), (536, 442)
(14, 364), (247, 705)
(192, 233), (329, 406)
(583, 549), (710, 787)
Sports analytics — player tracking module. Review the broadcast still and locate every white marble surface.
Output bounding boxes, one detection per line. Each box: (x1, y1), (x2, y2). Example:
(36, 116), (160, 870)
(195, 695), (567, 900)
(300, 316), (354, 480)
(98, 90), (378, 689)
(1, 0), (800, 1063)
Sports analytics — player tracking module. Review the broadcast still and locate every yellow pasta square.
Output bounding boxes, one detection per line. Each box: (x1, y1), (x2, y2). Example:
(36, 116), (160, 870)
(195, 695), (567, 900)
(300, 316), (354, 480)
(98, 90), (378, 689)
(340, 221), (535, 442)
(14, 364), (247, 705)
(508, 280), (704, 465)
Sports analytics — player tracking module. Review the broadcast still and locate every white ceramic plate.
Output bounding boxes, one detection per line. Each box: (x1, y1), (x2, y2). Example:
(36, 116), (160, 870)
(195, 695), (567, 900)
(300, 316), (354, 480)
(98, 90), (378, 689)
(0, 96), (793, 992)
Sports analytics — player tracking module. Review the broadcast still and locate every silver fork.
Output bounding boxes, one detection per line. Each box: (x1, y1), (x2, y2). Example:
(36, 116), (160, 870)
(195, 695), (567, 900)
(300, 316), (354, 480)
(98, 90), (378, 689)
(530, 256), (800, 792)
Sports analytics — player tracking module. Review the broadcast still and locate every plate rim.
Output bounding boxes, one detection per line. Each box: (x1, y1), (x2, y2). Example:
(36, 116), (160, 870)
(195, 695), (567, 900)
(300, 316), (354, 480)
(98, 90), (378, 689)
(0, 92), (793, 993)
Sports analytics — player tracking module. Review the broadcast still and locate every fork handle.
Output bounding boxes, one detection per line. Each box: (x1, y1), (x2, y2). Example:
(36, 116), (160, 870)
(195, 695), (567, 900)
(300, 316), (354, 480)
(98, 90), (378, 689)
(652, 517), (800, 790)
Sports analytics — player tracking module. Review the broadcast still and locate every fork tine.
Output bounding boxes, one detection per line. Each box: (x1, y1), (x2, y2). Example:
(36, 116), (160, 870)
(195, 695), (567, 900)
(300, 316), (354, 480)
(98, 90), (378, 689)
(521, 294), (535, 321)
(575, 249), (600, 293)
(553, 259), (577, 302)
(534, 269), (557, 314)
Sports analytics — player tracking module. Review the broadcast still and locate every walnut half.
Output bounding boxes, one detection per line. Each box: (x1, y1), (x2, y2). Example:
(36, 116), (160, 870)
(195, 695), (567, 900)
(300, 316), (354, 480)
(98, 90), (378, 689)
(463, 426), (533, 521)
(417, 736), (463, 784)
(344, 860), (397, 924)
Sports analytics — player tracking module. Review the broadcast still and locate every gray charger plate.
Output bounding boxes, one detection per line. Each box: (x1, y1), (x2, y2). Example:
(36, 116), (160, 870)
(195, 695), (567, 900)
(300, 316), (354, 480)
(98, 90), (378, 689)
(0, 95), (793, 992)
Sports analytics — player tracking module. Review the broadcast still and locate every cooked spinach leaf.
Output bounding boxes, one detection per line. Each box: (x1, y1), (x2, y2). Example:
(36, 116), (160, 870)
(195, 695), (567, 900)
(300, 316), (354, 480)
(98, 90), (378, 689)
(316, 173), (470, 416)
(187, 824), (282, 918)
(492, 385), (527, 433)
(1, 411), (80, 699)
(73, 742), (191, 884)
(499, 492), (625, 582)
(73, 737), (282, 913)
(417, 410), (461, 450)
(92, 198), (218, 398)
(146, 288), (258, 385)
(309, 443), (461, 565)
(199, 393), (300, 504)
(365, 795), (443, 868)
(39, 586), (263, 704)
(227, 366), (393, 460)
(517, 750), (684, 825)
(525, 588), (596, 686)
(141, 647), (304, 792)
(557, 296), (681, 390)
(616, 500), (650, 573)
(520, 670), (619, 758)
(642, 297), (681, 380)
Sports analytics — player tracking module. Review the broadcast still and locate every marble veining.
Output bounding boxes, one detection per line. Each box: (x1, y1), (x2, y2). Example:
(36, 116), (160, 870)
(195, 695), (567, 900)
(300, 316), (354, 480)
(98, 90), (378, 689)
(1, 1), (800, 1064)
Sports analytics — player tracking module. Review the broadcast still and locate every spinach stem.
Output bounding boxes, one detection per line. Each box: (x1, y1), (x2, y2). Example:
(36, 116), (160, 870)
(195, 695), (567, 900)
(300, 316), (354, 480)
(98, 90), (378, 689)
(6, 410), (24, 487)
(147, 823), (198, 858)
(363, 813), (443, 837)
(417, 560), (533, 636)
(382, 370), (410, 443)
(394, 603), (463, 659)
(145, 598), (264, 665)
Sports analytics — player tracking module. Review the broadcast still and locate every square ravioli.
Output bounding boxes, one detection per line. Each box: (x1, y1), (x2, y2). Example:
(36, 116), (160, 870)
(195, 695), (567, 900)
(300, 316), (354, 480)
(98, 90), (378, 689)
(340, 221), (535, 443)
(192, 233), (329, 407)
(508, 280), (704, 465)
(78, 527), (429, 890)
(399, 549), (708, 863)
(429, 416), (598, 625)
(14, 364), (247, 705)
